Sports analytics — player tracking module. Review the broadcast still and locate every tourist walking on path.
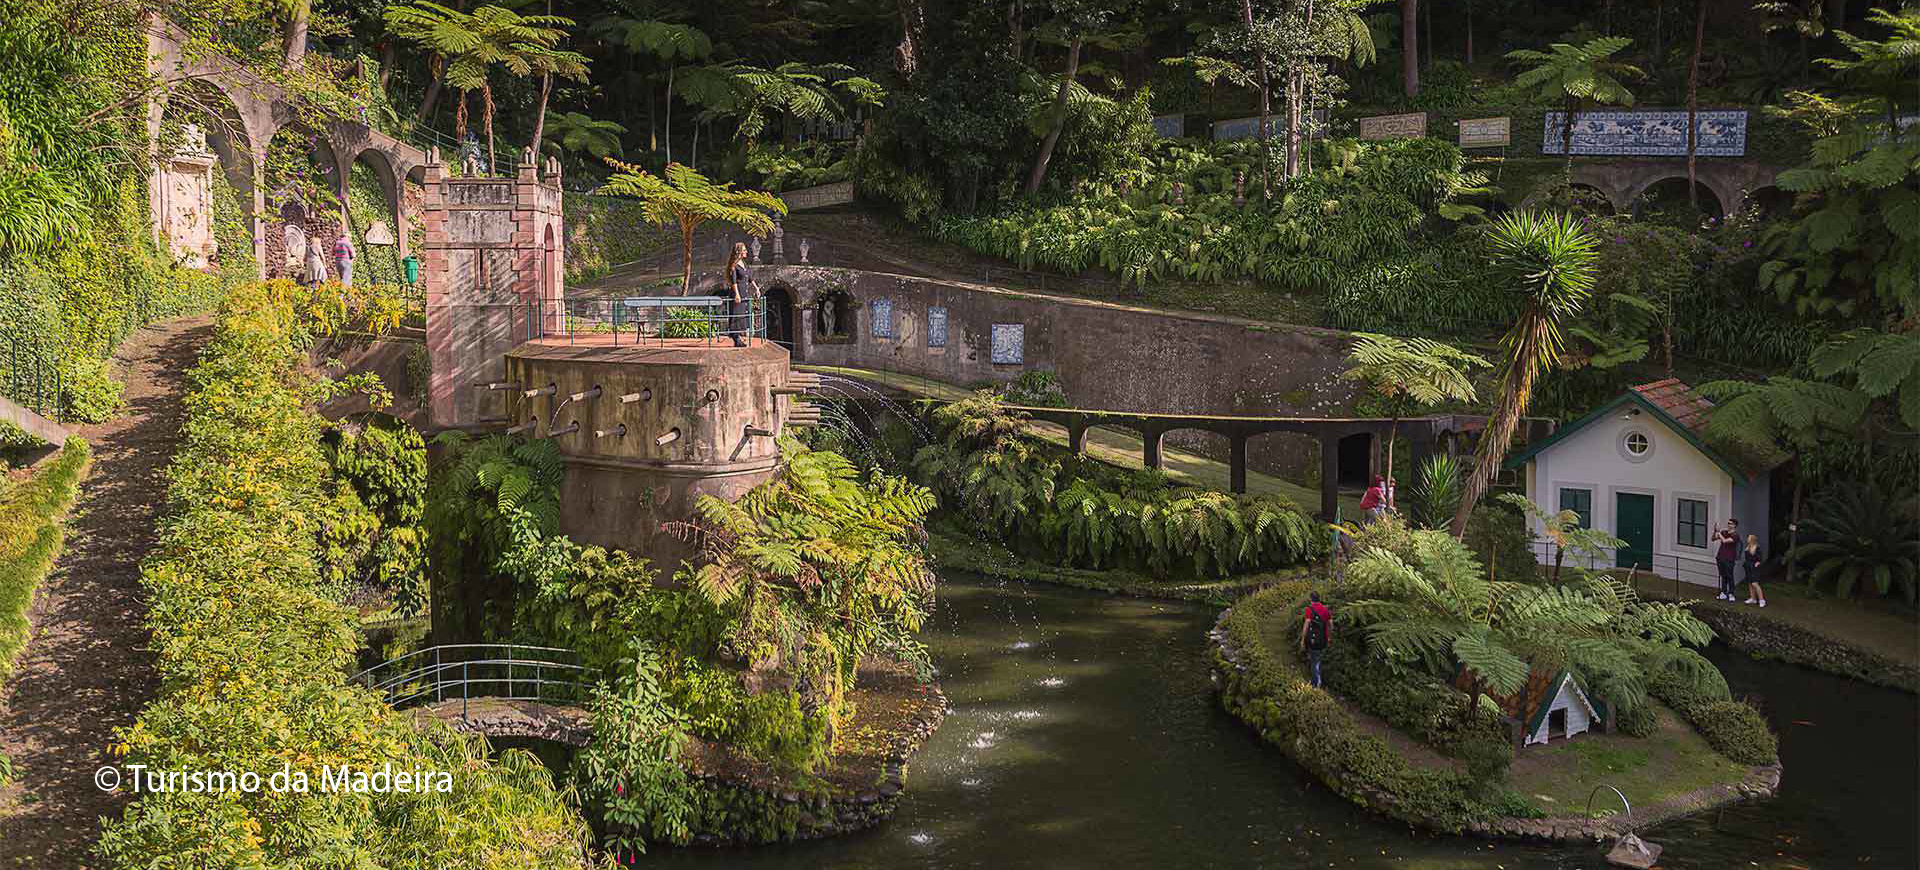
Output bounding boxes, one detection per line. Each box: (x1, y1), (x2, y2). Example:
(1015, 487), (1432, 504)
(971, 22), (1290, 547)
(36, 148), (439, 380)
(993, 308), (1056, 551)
(1360, 476), (1387, 523)
(726, 242), (758, 348)
(304, 236), (328, 286)
(333, 233), (357, 288)
(1743, 534), (1768, 607)
(1713, 519), (1741, 600)
(1299, 592), (1332, 688)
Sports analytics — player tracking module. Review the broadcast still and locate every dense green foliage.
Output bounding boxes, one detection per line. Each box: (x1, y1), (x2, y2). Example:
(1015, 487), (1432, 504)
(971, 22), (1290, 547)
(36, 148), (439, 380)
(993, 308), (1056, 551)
(97, 280), (591, 868)
(321, 420), (428, 615)
(1646, 667), (1779, 766)
(1344, 526), (1721, 718)
(1789, 483), (1920, 603)
(911, 394), (1325, 579)
(935, 137), (1485, 291)
(0, 437), (89, 684)
(426, 431), (938, 852)
(564, 192), (673, 284)
(1214, 582), (1531, 831)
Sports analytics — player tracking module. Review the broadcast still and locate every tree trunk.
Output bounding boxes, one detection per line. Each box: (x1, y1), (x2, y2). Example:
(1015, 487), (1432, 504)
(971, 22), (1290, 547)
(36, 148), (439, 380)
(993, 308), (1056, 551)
(1466, 0), (1475, 64)
(1025, 34), (1084, 196)
(691, 120), (700, 171)
(1241, 0), (1274, 195)
(896, 0), (928, 78)
(454, 88), (470, 148)
(1686, 0), (1706, 211)
(1402, 0), (1420, 99)
(1008, 0), (1023, 57)
(529, 72), (553, 160)
(1423, 0), (1433, 70)
(379, 42), (396, 90)
(482, 81), (497, 174)
(1285, 68), (1302, 178)
(1451, 356), (1547, 537)
(419, 57), (446, 124)
(680, 220), (697, 293)
(1562, 96), (1577, 180)
(1385, 414), (1400, 509)
(282, 0), (310, 69)
(664, 65), (676, 164)
(1785, 467), (1803, 585)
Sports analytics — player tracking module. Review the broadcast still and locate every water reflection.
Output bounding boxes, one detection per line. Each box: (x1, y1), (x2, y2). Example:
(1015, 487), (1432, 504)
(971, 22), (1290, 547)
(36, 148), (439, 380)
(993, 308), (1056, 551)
(653, 576), (1918, 869)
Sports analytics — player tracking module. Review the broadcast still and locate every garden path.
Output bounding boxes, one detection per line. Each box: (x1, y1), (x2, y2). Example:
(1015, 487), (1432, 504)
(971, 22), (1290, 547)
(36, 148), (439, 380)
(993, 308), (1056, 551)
(0, 315), (212, 868)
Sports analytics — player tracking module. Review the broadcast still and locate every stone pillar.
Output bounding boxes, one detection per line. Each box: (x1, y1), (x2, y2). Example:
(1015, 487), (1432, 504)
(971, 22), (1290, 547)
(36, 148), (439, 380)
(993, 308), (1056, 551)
(421, 151), (567, 430)
(1142, 427), (1164, 470)
(1069, 423), (1088, 455)
(1229, 434), (1248, 494)
(1319, 435), (1341, 520)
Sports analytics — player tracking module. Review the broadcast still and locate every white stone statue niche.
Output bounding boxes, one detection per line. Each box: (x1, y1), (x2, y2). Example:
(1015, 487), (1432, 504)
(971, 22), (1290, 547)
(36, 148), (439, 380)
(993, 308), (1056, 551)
(157, 122), (218, 270)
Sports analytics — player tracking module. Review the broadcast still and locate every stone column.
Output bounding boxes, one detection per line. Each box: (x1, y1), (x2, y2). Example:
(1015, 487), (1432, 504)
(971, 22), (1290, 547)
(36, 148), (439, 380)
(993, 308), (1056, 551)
(1069, 422), (1089, 455)
(1229, 434), (1248, 494)
(1142, 426), (1164, 470)
(1319, 434), (1341, 520)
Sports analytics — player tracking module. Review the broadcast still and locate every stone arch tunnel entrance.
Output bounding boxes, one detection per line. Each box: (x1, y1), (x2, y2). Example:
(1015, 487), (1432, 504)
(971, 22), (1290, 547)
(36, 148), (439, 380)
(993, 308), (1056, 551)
(766, 285), (795, 348)
(1336, 432), (1373, 489)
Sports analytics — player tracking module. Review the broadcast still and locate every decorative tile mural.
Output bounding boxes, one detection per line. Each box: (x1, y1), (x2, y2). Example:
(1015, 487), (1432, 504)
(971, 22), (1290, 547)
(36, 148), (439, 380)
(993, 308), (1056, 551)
(927, 306), (948, 347)
(1152, 114), (1185, 138)
(871, 298), (894, 339)
(1541, 110), (1748, 156)
(990, 323), (1024, 365)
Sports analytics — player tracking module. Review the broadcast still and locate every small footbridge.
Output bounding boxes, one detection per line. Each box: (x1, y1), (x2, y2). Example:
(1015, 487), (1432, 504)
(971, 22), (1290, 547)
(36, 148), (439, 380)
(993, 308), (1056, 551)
(351, 644), (594, 746)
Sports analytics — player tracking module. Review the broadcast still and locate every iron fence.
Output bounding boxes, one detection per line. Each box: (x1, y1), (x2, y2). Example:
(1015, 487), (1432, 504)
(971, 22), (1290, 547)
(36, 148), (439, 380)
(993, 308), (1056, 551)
(456, 295), (768, 347)
(1527, 539), (1723, 598)
(1, 274), (155, 423)
(349, 644), (588, 715)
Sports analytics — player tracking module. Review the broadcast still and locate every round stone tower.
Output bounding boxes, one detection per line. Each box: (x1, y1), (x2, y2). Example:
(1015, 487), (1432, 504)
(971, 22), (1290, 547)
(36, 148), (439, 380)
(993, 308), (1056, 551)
(501, 336), (813, 566)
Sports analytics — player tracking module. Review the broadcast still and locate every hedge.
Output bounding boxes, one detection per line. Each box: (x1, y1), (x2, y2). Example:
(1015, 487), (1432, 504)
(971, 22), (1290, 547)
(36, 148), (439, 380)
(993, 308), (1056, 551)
(0, 437), (92, 685)
(96, 281), (592, 868)
(1212, 583), (1530, 832)
(1648, 667), (1779, 766)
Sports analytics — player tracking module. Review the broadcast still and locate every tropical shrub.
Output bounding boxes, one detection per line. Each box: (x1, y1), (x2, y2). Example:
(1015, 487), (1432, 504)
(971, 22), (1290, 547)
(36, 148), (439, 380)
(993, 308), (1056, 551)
(933, 137), (1486, 291)
(97, 281), (592, 867)
(1789, 483), (1920, 603)
(1408, 454), (1462, 530)
(1646, 668), (1779, 765)
(912, 394), (1325, 578)
(322, 421), (428, 615)
(1343, 528), (1722, 718)
(0, 437), (89, 685)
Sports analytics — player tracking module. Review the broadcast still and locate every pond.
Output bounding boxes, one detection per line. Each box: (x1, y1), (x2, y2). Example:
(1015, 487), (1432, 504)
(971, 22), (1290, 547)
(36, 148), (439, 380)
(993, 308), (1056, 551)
(654, 576), (1919, 869)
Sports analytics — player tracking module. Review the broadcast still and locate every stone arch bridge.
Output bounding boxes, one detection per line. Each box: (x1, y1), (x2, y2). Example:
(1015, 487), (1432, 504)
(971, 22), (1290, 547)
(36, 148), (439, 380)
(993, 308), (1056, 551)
(144, 16), (429, 276)
(1540, 159), (1787, 219)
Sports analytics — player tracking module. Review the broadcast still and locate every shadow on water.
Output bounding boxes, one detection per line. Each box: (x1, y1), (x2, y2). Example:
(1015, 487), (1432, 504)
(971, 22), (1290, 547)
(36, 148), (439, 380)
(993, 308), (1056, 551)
(650, 576), (1920, 870)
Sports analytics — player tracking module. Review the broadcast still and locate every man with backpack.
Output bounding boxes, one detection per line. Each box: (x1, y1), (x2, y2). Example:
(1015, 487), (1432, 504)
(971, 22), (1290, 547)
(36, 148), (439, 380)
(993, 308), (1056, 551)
(1299, 592), (1332, 688)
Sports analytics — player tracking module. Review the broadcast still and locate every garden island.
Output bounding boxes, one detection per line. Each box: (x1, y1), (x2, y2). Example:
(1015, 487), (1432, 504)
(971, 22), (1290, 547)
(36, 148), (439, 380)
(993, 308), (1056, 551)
(0, 0), (1915, 868)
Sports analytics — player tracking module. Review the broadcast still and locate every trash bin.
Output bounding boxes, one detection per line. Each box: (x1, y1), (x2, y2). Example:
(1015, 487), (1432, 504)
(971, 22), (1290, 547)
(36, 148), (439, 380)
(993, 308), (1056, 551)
(402, 254), (420, 286)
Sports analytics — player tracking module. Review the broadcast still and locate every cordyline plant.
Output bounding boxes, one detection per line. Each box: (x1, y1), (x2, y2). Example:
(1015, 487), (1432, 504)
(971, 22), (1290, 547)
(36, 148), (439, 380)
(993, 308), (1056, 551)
(595, 159), (785, 294)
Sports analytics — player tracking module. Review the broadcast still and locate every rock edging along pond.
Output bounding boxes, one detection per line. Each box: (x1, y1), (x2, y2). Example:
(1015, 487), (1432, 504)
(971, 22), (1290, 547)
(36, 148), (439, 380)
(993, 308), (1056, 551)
(1208, 595), (1780, 843)
(679, 670), (949, 845)
(1672, 599), (1919, 694)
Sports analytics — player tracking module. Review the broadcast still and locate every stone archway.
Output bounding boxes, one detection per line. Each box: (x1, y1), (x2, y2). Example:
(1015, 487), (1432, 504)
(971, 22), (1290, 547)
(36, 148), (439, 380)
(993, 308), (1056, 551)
(765, 284), (796, 349)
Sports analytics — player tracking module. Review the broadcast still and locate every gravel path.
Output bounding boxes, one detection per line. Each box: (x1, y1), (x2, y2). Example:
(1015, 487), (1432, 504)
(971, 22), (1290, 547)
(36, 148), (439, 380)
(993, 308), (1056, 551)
(0, 316), (211, 869)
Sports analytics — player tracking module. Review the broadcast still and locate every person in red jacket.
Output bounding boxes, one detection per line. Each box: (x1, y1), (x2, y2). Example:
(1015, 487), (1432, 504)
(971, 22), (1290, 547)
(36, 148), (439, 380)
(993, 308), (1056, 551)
(1360, 476), (1387, 523)
(1299, 592), (1332, 688)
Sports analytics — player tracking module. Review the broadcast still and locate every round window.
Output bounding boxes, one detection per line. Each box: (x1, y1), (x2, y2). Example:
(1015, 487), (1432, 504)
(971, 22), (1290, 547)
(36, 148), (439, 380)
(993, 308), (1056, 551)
(1624, 431), (1650, 456)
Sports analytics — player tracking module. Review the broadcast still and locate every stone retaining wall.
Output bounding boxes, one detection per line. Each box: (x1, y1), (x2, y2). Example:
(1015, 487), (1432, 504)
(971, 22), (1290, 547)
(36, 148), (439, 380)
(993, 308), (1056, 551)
(1681, 601), (1920, 694)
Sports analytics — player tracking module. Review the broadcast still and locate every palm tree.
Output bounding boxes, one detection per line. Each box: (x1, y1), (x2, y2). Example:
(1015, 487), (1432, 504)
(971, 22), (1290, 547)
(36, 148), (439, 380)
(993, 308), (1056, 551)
(1340, 333), (1489, 494)
(595, 160), (786, 294)
(1790, 484), (1920, 603)
(383, 2), (479, 129)
(1698, 374), (1868, 587)
(542, 112), (626, 161)
(520, 44), (591, 160)
(1345, 529), (1718, 719)
(600, 19), (712, 163)
(1450, 211), (1598, 537)
(1506, 37), (1643, 178)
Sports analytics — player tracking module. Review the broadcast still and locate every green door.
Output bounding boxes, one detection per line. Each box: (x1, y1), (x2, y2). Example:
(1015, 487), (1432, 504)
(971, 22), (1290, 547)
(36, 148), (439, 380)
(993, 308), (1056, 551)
(1615, 493), (1655, 569)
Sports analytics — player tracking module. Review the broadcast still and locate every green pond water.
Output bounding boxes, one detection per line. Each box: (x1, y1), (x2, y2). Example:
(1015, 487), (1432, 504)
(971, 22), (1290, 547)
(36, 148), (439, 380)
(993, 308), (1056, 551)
(650, 575), (1918, 869)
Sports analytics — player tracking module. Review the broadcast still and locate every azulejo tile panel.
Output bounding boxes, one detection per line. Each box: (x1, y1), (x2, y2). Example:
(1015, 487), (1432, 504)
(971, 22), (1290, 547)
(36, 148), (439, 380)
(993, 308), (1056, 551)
(927, 306), (948, 347)
(871, 298), (894, 339)
(990, 323), (1024, 365)
(1541, 110), (1748, 157)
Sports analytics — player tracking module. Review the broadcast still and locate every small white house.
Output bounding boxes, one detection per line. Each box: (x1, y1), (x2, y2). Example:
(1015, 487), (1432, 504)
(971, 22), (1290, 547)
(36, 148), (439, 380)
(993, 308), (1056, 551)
(1506, 379), (1786, 587)
(1524, 672), (1601, 746)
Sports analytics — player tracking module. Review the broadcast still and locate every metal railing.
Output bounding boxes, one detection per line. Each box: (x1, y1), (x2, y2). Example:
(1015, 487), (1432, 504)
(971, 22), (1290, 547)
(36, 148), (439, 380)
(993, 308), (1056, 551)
(1527, 539), (1724, 595)
(349, 644), (588, 717)
(464, 295), (768, 347)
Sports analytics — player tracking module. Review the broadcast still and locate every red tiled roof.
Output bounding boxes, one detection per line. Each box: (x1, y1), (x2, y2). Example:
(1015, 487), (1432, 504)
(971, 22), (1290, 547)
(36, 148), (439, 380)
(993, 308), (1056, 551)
(1631, 378), (1714, 436)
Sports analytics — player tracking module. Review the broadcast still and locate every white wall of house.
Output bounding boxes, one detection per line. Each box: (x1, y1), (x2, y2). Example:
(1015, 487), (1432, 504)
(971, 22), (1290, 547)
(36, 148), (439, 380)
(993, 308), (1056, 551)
(1525, 676), (1595, 746)
(1523, 409), (1731, 587)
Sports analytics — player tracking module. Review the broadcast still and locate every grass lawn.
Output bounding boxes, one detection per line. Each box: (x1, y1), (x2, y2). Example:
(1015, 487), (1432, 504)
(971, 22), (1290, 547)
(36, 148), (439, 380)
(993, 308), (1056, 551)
(1506, 703), (1749, 819)
(795, 363), (1361, 517)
